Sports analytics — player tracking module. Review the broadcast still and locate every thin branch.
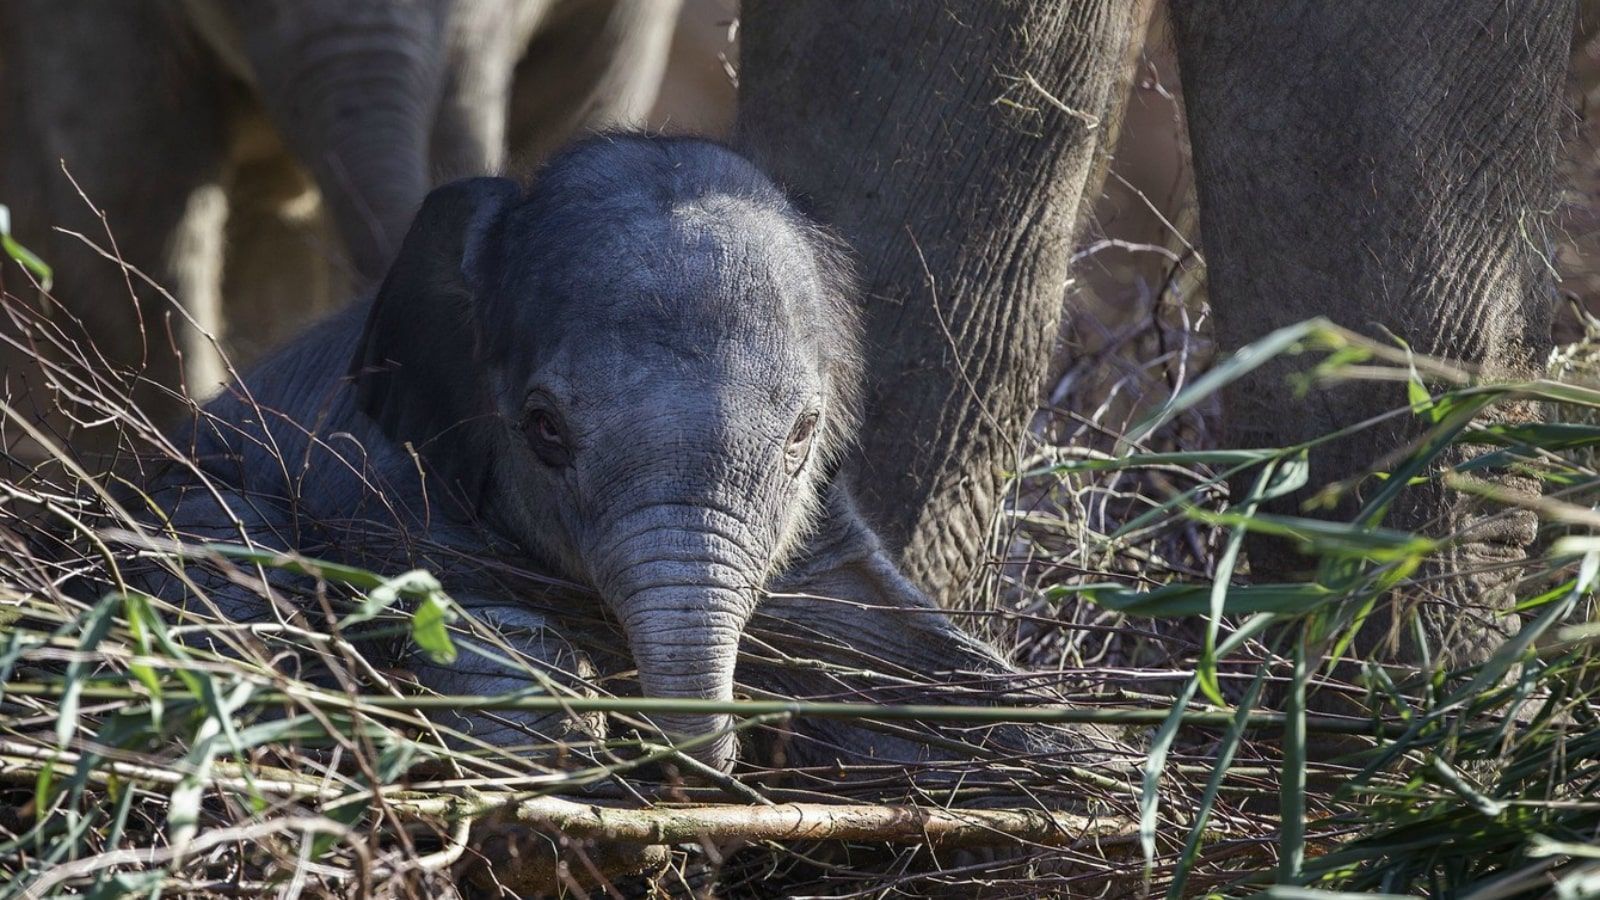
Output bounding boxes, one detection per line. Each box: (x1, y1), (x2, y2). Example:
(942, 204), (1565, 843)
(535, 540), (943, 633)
(0, 679), (1407, 737)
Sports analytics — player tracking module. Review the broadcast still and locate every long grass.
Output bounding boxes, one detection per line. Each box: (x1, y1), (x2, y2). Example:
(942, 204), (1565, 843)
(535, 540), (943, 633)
(4, 223), (1600, 897)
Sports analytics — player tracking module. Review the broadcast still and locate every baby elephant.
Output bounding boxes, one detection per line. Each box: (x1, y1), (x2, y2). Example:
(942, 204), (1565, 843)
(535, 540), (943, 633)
(141, 135), (1089, 773)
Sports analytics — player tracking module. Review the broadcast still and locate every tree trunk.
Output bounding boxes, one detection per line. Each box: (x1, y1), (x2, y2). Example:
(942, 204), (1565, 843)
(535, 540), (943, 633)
(734, 0), (1143, 602)
(1170, 2), (1573, 665)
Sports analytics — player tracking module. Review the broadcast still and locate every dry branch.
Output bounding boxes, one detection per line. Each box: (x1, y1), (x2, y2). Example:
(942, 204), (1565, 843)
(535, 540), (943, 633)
(425, 792), (1139, 850)
(0, 742), (1139, 851)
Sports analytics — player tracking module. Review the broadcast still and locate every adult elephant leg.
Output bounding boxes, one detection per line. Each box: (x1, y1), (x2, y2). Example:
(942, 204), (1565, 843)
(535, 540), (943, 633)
(0, 1), (229, 458)
(1170, 3), (1573, 666)
(734, 1), (1144, 604)
(504, 0), (682, 169)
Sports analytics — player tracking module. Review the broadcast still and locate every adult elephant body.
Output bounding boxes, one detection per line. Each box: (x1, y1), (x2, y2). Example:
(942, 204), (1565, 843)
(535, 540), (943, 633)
(176, 0), (679, 282)
(737, 1), (1573, 668)
(0, 0), (678, 446)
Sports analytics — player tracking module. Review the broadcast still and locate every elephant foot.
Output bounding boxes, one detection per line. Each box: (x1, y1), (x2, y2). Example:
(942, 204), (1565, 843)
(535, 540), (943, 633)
(414, 605), (608, 758)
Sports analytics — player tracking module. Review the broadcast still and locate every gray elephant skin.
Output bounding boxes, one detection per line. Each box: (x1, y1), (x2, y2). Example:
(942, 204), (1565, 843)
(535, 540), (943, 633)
(0, 0), (680, 441)
(136, 135), (1097, 774)
(730, 1), (1576, 674)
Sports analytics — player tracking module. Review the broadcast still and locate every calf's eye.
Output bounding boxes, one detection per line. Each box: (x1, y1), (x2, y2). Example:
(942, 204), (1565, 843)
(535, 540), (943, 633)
(531, 412), (561, 444)
(785, 411), (819, 475)
(524, 407), (571, 467)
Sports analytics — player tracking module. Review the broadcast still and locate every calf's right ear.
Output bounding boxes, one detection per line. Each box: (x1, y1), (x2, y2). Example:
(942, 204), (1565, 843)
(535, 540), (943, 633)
(349, 177), (520, 503)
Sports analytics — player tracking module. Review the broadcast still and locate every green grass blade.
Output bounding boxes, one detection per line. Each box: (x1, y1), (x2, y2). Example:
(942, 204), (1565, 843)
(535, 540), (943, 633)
(1141, 677), (1199, 885)
(1166, 666), (1268, 900)
(1125, 318), (1333, 448)
(56, 597), (120, 749)
(1280, 631), (1309, 883)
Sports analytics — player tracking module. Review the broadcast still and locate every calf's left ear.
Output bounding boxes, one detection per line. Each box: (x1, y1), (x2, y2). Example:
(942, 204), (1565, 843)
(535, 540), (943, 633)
(350, 177), (520, 504)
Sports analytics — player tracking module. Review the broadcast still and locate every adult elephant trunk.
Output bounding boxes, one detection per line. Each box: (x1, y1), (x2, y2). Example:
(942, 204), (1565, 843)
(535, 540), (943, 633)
(597, 522), (762, 772)
(282, 55), (437, 282)
(215, 1), (450, 282)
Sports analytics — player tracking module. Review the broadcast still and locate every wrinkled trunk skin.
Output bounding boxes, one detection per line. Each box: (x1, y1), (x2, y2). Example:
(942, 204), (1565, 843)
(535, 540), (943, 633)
(735, 2), (1143, 604)
(220, 1), (448, 283)
(595, 518), (760, 772)
(1170, 3), (1573, 666)
(617, 583), (746, 770)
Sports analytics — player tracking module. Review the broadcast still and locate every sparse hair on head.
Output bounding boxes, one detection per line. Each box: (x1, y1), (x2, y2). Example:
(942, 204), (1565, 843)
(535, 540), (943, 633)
(486, 132), (865, 461)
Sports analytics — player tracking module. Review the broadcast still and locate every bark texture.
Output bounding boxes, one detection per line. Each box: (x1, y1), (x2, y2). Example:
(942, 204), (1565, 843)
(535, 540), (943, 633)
(734, 1), (1142, 602)
(1171, 2), (1574, 664)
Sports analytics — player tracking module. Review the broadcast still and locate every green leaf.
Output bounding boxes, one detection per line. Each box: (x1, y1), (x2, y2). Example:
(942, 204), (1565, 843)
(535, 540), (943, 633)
(1407, 373), (1433, 417)
(1427, 756), (1504, 819)
(199, 543), (396, 589)
(1529, 835), (1600, 860)
(1280, 632), (1309, 883)
(1198, 454), (1306, 705)
(194, 549), (463, 664)
(32, 758), (56, 820)
(339, 568), (447, 629)
(1260, 883), (1414, 890)
(1357, 391), (1499, 526)
(233, 713), (367, 749)
(1041, 448), (1281, 474)
(373, 737), (420, 783)
(1450, 448), (1536, 475)
(1166, 668), (1268, 899)
(1192, 510), (1439, 562)
(166, 679), (256, 854)
(0, 204), (53, 290)
(1348, 549), (1600, 793)
(1466, 421), (1600, 451)
(410, 592), (457, 664)
(1521, 377), (1600, 409)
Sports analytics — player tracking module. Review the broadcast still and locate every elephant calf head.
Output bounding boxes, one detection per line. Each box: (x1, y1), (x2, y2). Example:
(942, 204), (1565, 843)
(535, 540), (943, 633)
(352, 136), (863, 770)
